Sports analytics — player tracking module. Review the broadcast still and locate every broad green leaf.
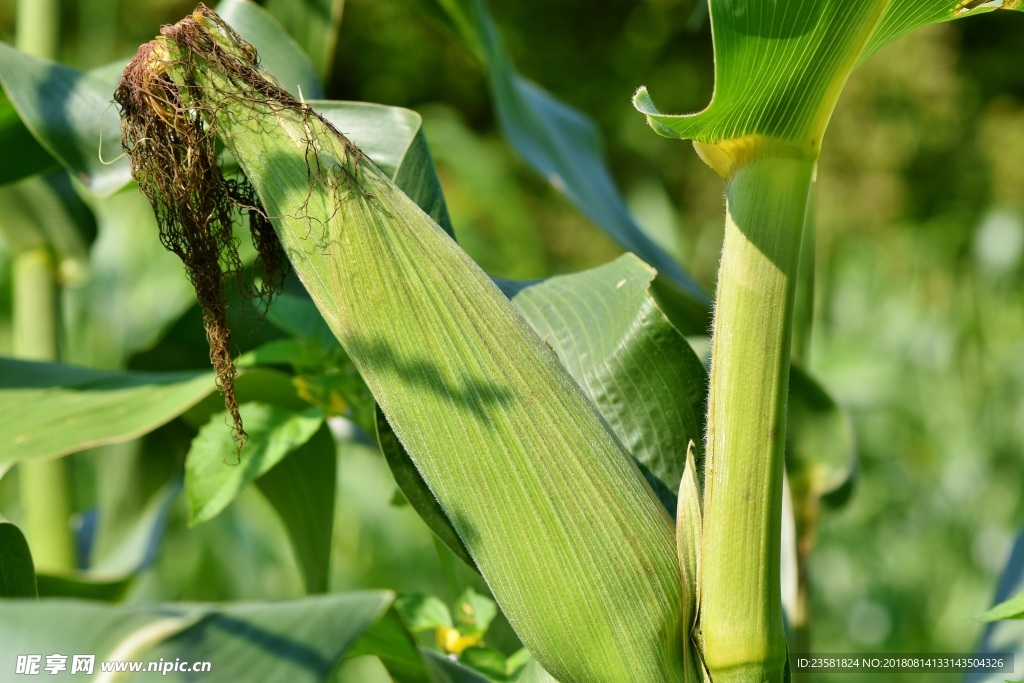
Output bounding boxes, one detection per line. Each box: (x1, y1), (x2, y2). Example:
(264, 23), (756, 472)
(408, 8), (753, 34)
(786, 364), (857, 507)
(0, 517), (37, 598)
(0, 95), (57, 185)
(376, 404), (475, 569)
(185, 402), (324, 526)
(0, 358), (215, 465)
(504, 253), (708, 514)
(0, 42), (126, 195)
(216, 0), (323, 100)
(255, 424), (337, 594)
(433, 0), (710, 332)
(635, 0), (1022, 176)
(395, 593), (455, 632)
(979, 592), (1024, 622)
(264, 0), (345, 81)
(346, 606), (434, 683)
(0, 592), (393, 682)
(141, 12), (686, 682)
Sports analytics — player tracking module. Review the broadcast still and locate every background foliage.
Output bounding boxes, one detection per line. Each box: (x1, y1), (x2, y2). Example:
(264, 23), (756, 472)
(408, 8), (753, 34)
(0, 1), (1022, 681)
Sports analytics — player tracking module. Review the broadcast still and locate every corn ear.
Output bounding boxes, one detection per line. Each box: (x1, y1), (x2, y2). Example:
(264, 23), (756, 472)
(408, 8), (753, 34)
(117, 8), (687, 682)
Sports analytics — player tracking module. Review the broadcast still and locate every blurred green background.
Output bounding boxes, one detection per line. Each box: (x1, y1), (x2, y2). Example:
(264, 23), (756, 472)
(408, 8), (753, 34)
(1, 1), (1022, 680)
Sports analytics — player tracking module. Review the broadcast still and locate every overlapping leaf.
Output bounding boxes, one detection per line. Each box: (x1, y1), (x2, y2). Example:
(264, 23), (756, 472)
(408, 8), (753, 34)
(635, 0), (1022, 171)
(0, 518), (37, 598)
(0, 592), (393, 682)
(0, 358), (215, 465)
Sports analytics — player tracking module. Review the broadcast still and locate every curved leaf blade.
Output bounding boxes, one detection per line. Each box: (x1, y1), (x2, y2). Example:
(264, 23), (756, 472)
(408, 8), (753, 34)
(185, 403), (324, 526)
(0, 358), (216, 465)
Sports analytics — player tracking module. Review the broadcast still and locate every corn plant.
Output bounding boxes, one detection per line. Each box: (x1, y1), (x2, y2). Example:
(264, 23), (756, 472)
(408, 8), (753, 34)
(0, 1), (1022, 682)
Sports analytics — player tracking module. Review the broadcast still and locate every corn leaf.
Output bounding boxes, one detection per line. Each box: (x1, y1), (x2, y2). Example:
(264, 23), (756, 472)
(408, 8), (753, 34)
(501, 253), (708, 514)
(0, 95), (56, 185)
(216, 0), (322, 100)
(185, 403), (324, 526)
(140, 11), (686, 681)
(0, 517), (37, 598)
(979, 592), (1024, 622)
(0, 592), (393, 682)
(254, 425), (337, 594)
(346, 606), (434, 683)
(430, 0), (710, 332)
(263, 0), (345, 82)
(635, 0), (1022, 172)
(0, 358), (215, 465)
(0, 42), (126, 195)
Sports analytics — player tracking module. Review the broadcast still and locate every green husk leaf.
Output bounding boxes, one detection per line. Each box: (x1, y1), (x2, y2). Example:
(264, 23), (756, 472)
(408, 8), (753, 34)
(117, 9), (686, 682)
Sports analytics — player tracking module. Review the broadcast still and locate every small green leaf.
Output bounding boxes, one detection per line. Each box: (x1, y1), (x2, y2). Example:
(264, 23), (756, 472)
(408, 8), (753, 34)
(186, 402), (324, 526)
(423, 649), (494, 683)
(0, 592), (393, 681)
(0, 518), (37, 598)
(346, 606), (434, 683)
(255, 425), (336, 594)
(215, 0), (323, 100)
(395, 593), (455, 632)
(454, 588), (498, 638)
(460, 646), (511, 680)
(0, 358), (216, 465)
(979, 592), (1024, 622)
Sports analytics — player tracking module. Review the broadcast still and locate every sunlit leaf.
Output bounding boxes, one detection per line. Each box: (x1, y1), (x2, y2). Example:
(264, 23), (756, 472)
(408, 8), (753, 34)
(979, 592), (1024, 622)
(395, 593), (454, 632)
(185, 402), (324, 526)
(0, 358), (215, 465)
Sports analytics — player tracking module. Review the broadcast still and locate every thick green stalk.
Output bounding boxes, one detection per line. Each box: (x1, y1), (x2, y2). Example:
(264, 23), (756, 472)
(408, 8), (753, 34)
(700, 155), (814, 682)
(12, 0), (76, 573)
(13, 248), (75, 571)
(15, 0), (60, 59)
